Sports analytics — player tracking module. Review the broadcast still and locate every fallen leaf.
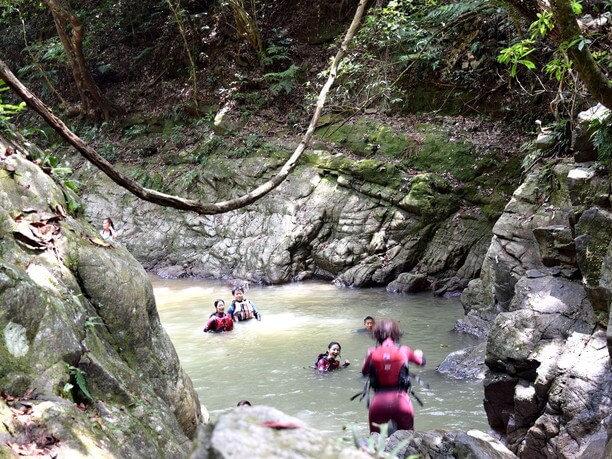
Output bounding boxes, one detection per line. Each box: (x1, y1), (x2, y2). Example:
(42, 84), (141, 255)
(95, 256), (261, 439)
(89, 237), (111, 247)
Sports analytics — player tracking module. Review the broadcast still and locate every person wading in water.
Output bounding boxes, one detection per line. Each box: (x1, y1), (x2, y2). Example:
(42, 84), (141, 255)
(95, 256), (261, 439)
(227, 286), (261, 322)
(203, 299), (234, 332)
(315, 341), (350, 372)
(361, 319), (426, 433)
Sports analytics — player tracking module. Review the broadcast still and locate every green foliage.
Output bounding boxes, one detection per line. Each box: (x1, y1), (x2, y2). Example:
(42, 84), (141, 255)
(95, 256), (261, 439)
(0, 79), (26, 126)
(320, 0), (498, 111)
(130, 169), (165, 191)
(349, 422), (417, 459)
(19, 38), (67, 68)
(590, 114), (612, 165)
(543, 55), (572, 82)
(422, 0), (487, 23)
(84, 317), (104, 329)
(177, 168), (199, 190)
(191, 136), (223, 163)
(528, 12), (554, 38)
(65, 364), (94, 402)
(570, 0), (583, 15)
(227, 134), (273, 158)
(264, 64), (300, 96)
(497, 40), (536, 77)
(165, 0), (199, 106)
(261, 30), (293, 68)
(61, 186), (83, 215)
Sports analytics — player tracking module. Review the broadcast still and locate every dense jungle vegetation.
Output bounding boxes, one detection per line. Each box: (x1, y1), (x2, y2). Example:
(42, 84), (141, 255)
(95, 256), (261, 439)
(0, 0), (610, 211)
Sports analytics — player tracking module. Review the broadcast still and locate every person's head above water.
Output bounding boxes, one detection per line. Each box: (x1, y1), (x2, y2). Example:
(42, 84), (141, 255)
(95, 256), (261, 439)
(326, 341), (342, 360)
(373, 319), (402, 344)
(363, 316), (375, 331)
(214, 299), (225, 313)
(231, 286), (244, 301)
(237, 400), (251, 407)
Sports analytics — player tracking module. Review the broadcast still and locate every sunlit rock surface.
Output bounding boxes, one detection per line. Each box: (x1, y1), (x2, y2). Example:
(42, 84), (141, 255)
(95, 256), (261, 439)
(0, 136), (202, 457)
(459, 106), (611, 459)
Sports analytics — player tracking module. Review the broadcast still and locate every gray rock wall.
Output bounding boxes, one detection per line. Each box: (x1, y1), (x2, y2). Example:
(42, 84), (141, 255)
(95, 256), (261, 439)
(79, 151), (492, 295)
(0, 137), (202, 457)
(459, 106), (611, 459)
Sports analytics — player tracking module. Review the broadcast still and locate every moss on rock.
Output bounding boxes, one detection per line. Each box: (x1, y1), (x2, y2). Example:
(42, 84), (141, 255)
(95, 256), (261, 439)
(315, 118), (416, 158)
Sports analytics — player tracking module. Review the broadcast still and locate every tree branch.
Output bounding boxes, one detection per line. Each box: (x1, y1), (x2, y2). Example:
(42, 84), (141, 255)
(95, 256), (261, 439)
(549, 0), (612, 109)
(0, 0), (370, 215)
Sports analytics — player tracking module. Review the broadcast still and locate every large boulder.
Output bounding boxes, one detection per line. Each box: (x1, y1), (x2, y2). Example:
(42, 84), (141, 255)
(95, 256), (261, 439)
(189, 405), (369, 459)
(383, 429), (517, 458)
(437, 342), (487, 380)
(0, 138), (202, 457)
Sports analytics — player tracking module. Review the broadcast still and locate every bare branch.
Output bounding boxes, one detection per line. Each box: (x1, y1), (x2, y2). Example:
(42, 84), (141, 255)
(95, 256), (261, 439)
(0, 0), (370, 215)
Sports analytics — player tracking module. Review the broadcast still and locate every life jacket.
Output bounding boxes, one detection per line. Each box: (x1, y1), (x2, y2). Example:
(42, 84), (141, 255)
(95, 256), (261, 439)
(204, 314), (233, 332)
(368, 345), (411, 392)
(315, 354), (340, 371)
(231, 300), (256, 321)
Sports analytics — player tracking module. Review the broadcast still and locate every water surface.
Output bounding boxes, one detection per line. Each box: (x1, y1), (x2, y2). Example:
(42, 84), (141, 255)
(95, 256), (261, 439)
(152, 277), (488, 436)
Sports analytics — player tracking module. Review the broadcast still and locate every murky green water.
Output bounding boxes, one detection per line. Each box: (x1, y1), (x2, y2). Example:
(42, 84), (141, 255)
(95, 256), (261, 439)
(151, 276), (488, 436)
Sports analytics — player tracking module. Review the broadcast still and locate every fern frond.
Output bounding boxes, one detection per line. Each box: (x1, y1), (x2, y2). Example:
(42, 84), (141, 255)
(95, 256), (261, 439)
(422, 0), (494, 25)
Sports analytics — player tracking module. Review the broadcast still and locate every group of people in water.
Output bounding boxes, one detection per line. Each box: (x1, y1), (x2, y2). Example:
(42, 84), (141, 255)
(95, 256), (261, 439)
(202, 286), (260, 332)
(202, 292), (426, 434)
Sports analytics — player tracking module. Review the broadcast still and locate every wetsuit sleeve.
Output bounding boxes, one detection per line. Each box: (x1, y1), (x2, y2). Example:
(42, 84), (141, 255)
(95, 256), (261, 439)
(361, 348), (374, 375)
(227, 301), (236, 320)
(403, 346), (425, 366)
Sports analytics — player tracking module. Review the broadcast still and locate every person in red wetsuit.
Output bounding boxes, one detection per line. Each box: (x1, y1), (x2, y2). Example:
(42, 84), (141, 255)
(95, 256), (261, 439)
(316, 341), (350, 372)
(361, 319), (426, 433)
(203, 299), (234, 332)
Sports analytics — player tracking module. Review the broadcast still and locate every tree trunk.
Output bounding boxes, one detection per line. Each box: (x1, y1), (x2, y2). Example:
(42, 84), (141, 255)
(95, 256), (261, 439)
(43, 0), (115, 119)
(549, 0), (612, 109)
(505, 0), (612, 109)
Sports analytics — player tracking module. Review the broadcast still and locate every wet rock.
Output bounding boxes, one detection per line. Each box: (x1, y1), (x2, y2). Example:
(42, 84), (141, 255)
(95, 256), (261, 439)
(575, 207), (612, 323)
(157, 264), (188, 279)
(385, 429), (517, 459)
(532, 225), (576, 268)
(386, 273), (430, 293)
(571, 103), (610, 162)
(437, 342), (487, 380)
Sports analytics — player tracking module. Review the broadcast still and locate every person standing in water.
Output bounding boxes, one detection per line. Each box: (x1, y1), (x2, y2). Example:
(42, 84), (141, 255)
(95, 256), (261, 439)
(203, 299), (234, 332)
(316, 341), (350, 372)
(100, 217), (116, 241)
(227, 286), (261, 322)
(361, 319), (426, 433)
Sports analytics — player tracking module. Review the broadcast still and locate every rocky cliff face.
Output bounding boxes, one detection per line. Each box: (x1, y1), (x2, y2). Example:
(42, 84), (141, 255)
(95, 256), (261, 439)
(77, 117), (507, 297)
(459, 106), (611, 458)
(0, 136), (202, 457)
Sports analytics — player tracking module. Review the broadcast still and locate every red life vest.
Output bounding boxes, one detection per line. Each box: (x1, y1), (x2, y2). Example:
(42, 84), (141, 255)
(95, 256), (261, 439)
(316, 354), (340, 371)
(368, 344), (410, 391)
(204, 314), (234, 332)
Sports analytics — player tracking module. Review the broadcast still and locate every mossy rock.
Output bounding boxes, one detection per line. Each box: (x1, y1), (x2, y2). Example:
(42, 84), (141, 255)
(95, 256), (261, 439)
(402, 125), (475, 181)
(400, 173), (460, 219)
(303, 151), (405, 188)
(314, 119), (416, 158)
